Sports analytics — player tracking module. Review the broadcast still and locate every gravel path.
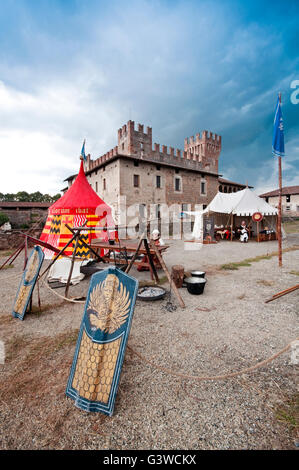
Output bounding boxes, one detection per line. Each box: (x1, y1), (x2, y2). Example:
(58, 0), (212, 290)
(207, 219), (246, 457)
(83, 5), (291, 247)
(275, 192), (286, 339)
(0, 236), (298, 450)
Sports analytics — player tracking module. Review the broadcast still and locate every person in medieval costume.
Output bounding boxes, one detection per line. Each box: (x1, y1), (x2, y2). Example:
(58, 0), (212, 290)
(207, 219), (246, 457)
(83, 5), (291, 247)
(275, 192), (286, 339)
(239, 220), (249, 243)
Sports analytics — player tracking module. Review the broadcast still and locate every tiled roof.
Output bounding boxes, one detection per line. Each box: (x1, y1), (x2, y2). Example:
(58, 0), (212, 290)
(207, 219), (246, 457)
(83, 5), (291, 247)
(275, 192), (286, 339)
(260, 185), (299, 197)
(218, 177), (253, 188)
(0, 201), (51, 208)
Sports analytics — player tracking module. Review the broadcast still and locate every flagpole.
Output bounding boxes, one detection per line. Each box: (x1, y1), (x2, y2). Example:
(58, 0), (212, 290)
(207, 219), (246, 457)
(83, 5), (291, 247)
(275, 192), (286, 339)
(278, 92), (282, 267)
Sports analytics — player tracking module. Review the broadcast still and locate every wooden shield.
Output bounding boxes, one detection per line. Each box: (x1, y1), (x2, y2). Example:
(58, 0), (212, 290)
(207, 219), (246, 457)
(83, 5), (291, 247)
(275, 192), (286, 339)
(12, 246), (44, 320)
(66, 266), (138, 416)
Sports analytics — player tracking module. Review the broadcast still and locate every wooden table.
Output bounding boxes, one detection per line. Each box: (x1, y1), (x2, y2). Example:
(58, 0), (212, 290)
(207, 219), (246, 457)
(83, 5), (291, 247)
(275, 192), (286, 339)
(89, 239), (169, 278)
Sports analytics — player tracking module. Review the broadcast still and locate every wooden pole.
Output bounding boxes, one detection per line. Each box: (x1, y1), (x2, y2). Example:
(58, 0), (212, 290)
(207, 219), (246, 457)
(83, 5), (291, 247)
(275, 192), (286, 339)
(38, 232), (78, 280)
(150, 241), (185, 309)
(277, 92), (283, 267)
(65, 234), (80, 298)
(144, 238), (159, 283)
(257, 221), (259, 243)
(24, 235), (28, 270)
(125, 230), (146, 274)
(0, 242), (25, 270)
(265, 284), (298, 303)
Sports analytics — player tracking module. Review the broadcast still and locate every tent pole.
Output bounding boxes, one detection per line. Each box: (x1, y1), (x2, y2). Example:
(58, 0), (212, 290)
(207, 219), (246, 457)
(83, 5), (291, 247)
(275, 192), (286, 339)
(277, 156), (282, 266)
(277, 92), (283, 267)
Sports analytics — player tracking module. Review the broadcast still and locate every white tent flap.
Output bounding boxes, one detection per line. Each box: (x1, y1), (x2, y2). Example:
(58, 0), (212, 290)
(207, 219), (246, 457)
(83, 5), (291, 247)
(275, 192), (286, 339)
(203, 188), (278, 216)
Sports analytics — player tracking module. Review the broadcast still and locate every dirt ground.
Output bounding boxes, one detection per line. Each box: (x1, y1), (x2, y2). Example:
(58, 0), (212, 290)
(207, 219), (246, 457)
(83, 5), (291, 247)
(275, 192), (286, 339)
(0, 235), (298, 450)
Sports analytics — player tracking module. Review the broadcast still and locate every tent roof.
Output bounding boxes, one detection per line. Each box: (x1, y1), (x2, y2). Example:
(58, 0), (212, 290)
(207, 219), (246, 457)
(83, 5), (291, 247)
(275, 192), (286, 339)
(49, 160), (110, 214)
(203, 188), (278, 216)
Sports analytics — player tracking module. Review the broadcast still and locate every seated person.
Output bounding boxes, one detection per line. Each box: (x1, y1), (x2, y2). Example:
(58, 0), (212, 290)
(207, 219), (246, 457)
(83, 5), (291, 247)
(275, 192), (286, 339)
(237, 221), (249, 243)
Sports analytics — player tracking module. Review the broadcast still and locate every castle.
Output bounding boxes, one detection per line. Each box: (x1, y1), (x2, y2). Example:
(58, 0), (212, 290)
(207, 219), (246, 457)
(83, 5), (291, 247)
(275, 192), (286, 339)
(64, 120), (248, 222)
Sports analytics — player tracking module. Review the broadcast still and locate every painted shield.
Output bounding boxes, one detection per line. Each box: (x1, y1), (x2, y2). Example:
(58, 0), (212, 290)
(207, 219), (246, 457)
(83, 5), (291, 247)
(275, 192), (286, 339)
(12, 246), (44, 320)
(66, 266), (139, 416)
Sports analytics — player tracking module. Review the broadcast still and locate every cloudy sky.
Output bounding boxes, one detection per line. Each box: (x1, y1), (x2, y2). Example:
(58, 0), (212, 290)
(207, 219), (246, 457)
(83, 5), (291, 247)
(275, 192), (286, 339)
(0, 0), (298, 196)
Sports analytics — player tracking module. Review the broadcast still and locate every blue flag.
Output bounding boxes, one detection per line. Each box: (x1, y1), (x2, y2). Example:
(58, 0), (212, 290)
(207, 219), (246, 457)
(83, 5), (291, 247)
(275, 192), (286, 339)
(81, 139), (86, 160)
(272, 96), (285, 157)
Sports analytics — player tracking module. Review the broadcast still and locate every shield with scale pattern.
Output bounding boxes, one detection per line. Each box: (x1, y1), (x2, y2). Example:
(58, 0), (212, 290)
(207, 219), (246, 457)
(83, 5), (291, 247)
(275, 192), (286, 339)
(66, 266), (138, 415)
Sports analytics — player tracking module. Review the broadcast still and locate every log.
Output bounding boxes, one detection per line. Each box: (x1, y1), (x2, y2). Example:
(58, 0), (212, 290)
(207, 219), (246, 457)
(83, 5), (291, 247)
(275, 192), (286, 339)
(171, 265), (184, 288)
(150, 242), (185, 309)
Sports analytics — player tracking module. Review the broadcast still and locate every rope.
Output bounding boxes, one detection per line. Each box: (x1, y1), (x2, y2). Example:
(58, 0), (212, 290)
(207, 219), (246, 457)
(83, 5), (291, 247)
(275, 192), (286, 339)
(41, 278), (86, 304)
(127, 336), (298, 381)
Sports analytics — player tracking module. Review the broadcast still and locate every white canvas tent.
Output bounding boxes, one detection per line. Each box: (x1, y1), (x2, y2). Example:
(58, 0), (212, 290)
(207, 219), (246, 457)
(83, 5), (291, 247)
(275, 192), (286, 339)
(203, 187), (278, 240)
(185, 188), (278, 242)
(203, 187), (278, 217)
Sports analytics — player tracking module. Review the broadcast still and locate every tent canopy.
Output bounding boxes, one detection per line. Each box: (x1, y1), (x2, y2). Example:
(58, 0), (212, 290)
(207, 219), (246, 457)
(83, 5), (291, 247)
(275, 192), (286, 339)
(50, 160), (110, 215)
(203, 188), (278, 216)
(40, 160), (116, 259)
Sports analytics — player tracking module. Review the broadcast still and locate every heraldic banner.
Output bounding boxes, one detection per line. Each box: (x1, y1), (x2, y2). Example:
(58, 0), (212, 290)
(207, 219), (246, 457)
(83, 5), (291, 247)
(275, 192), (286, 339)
(12, 245), (44, 320)
(66, 266), (139, 416)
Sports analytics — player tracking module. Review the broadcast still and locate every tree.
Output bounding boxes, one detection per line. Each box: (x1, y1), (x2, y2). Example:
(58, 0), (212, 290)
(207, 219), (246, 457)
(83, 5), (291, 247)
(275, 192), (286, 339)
(16, 191), (30, 202)
(0, 212), (9, 227)
(30, 191), (45, 202)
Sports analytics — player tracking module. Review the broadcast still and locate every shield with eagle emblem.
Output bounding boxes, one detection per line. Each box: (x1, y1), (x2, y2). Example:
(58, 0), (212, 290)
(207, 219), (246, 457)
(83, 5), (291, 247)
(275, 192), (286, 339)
(12, 246), (44, 321)
(66, 266), (138, 415)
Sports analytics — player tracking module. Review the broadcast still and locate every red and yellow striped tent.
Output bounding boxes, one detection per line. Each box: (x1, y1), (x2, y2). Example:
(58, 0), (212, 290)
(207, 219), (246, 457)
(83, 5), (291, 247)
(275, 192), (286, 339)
(40, 160), (116, 259)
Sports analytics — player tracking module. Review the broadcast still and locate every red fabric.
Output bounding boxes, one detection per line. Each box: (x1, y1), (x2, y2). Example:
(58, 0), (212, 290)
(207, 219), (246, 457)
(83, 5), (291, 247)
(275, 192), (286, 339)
(49, 160), (111, 216)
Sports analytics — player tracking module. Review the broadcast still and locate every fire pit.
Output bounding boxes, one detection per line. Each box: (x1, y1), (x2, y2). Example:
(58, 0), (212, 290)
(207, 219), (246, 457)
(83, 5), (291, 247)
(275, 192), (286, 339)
(137, 286), (166, 301)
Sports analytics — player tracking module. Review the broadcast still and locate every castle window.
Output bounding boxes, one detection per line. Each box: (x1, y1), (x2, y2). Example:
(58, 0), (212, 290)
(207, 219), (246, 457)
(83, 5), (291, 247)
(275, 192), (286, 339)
(175, 177), (181, 192)
(140, 142), (144, 150)
(175, 169), (179, 174)
(201, 180), (206, 195)
(219, 185), (223, 192)
(156, 175), (161, 188)
(265, 197), (269, 203)
(96, 181), (98, 193)
(134, 175), (140, 187)
(156, 165), (161, 171)
(134, 161), (139, 167)
(286, 194), (291, 203)
(103, 179), (106, 190)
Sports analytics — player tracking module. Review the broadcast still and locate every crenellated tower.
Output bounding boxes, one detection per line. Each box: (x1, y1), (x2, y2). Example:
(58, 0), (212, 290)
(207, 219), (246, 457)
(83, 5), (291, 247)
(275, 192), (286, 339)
(118, 120), (152, 158)
(184, 131), (221, 173)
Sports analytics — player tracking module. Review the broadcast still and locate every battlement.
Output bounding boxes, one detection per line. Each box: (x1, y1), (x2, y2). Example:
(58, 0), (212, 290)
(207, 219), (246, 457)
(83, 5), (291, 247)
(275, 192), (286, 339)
(84, 121), (221, 175)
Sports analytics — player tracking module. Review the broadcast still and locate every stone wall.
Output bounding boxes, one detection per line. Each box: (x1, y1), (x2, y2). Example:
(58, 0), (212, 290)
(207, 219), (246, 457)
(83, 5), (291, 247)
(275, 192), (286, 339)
(0, 229), (43, 251)
(0, 207), (48, 228)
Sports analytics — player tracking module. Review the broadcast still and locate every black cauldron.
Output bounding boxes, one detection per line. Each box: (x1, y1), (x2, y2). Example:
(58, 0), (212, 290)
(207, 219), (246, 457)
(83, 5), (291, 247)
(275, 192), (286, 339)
(191, 270), (206, 278)
(184, 277), (207, 295)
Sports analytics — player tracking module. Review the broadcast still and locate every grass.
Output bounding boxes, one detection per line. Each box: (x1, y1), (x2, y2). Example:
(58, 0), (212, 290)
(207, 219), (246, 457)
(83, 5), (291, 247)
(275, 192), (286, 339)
(275, 393), (299, 436)
(256, 279), (275, 287)
(220, 245), (299, 270)
(0, 249), (15, 258)
(5, 329), (79, 365)
(0, 264), (14, 270)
